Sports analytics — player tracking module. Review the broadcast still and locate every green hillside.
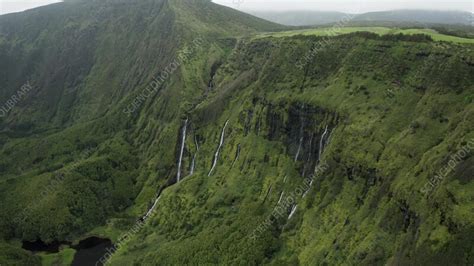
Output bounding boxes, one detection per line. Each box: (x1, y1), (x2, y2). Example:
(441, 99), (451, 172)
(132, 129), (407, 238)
(0, 0), (473, 265)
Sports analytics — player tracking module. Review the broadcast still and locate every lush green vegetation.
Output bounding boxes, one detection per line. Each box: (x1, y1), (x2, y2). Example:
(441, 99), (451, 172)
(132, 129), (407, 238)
(0, 0), (472, 265)
(40, 248), (75, 266)
(0, 241), (40, 265)
(109, 33), (474, 265)
(257, 26), (474, 44)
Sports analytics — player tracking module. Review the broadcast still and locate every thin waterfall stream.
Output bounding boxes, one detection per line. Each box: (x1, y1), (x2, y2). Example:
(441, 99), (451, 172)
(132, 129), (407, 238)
(288, 205), (298, 219)
(294, 104), (305, 162)
(208, 120), (229, 176)
(277, 191), (284, 204)
(294, 136), (303, 162)
(143, 195), (162, 220)
(302, 125), (332, 198)
(176, 118), (188, 183)
(318, 125), (329, 162)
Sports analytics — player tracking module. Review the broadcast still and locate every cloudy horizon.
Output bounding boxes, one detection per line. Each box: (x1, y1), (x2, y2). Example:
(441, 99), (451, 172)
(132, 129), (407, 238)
(0, 0), (472, 15)
(213, 0), (473, 13)
(0, 0), (62, 15)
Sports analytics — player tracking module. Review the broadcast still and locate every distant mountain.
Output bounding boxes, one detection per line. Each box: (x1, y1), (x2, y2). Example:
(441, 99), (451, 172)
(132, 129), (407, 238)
(354, 10), (473, 26)
(247, 9), (473, 26)
(245, 10), (348, 26)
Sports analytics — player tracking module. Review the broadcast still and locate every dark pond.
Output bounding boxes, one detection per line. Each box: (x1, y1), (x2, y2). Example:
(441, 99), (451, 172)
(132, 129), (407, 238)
(22, 239), (71, 253)
(71, 237), (113, 266)
(22, 236), (113, 266)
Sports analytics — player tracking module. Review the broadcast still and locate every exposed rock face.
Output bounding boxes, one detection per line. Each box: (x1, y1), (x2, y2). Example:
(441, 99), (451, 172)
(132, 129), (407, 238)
(260, 101), (338, 176)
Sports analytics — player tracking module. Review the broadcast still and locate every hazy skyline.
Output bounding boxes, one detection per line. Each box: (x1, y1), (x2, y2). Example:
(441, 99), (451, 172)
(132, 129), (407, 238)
(213, 0), (473, 13)
(0, 0), (472, 15)
(0, 0), (61, 15)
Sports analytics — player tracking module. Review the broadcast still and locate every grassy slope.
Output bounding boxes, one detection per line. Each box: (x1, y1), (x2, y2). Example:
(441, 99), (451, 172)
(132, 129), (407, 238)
(111, 35), (474, 265)
(40, 248), (75, 266)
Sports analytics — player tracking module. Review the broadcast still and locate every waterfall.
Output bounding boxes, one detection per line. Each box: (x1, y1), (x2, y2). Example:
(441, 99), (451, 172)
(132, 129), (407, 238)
(314, 126), (333, 175)
(302, 190), (308, 198)
(302, 179), (313, 198)
(325, 129), (334, 151)
(288, 204), (298, 219)
(144, 195), (162, 220)
(176, 119), (188, 183)
(294, 136), (303, 162)
(231, 144), (241, 168)
(302, 125), (332, 198)
(189, 154), (196, 176)
(277, 191), (284, 204)
(189, 135), (199, 175)
(208, 120), (229, 176)
(318, 125), (329, 162)
(294, 117), (304, 162)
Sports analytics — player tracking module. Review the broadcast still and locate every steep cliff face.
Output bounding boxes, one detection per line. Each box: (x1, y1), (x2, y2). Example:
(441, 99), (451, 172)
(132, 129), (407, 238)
(110, 35), (473, 265)
(0, 0), (473, 265)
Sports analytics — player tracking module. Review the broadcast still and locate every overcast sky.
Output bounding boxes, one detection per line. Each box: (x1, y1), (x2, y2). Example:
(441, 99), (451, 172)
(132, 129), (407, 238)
(0, 0), (62, 15)
(0, 0), (472, 15)
(213, 0), (473, 13)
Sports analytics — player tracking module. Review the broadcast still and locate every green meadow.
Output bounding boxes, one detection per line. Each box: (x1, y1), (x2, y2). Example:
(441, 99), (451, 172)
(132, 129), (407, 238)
(258, 26), (474, 44)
